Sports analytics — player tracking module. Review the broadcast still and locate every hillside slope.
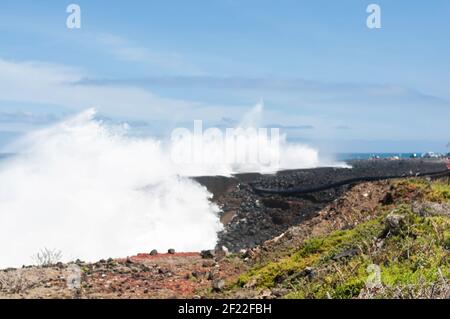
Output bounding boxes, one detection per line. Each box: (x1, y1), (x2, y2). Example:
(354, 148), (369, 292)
(1, 177), (449, 299)
(218, 178), (450, 299)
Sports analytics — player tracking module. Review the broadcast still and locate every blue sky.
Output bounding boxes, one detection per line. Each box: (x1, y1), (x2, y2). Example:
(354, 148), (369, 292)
(0, 0), (449, 152)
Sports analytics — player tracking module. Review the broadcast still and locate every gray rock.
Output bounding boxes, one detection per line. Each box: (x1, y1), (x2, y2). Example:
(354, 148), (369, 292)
(207, 269), (219, 281)
(200, 250), (215, 259)
(333, 248), (359, 260)
(75, 259), (84, 265)
(158, 268), (170, 275)
(260, 289), (272, 299)
(149, 249), (158, 256)
(167, 249), (175, 254)
(202, 260), (216, 268)
(413, 202), (450, 217)
(212, 279), (225, 292)
(287, 266), (316, 282)
(271, 288), (289, 297)
(191, 271), (203, 279)
(384, 213), (406, 235)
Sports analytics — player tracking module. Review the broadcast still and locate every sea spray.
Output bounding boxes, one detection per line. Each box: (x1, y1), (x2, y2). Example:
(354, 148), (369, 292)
(0, 109), (223, 268)
(0, 105), (324, 268)
(170, 103), (321, 175)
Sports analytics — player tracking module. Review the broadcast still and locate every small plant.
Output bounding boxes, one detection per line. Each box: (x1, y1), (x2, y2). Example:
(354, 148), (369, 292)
(32, 248), (63, 267)
(0, 270), (29, 294)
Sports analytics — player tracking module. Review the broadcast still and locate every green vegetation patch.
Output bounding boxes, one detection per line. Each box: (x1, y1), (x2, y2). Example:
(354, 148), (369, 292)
(395, 179), (450, 204)
(235, 202), (450, 299)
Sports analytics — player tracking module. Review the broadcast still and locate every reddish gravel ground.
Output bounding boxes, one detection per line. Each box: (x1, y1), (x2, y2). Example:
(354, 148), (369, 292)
(0, 251), (247, 299)
(126, 252), (200, 261)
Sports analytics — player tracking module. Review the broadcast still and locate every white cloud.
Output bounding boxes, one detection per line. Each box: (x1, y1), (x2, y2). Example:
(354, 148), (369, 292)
(96, 33), (204, 75)
(0, 58), (204, 121)
(0, 58), (284, 132)
(5, 57), (447, 144)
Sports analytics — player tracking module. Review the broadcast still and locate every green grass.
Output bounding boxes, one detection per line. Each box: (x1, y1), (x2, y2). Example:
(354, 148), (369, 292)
(235, 202), (450, 299)
(395, 179), (450, 204)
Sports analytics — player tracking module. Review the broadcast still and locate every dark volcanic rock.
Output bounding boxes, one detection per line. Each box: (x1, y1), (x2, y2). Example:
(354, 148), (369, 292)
(251, 160), (446, 191)
(200, 250), (215, 259)
(209, 159), (446, 253)
(149, 250), (158, 256)
(333, 248), (360, 260)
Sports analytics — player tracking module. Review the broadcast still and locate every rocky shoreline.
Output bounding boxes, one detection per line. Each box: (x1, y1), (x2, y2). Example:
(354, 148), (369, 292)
(1, 159), (448, 299)
(203, 159), (447, 252)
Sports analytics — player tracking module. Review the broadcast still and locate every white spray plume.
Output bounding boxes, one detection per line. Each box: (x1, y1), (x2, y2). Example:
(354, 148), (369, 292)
(0, 105), (326, 268)
(0, 109), (223, 268)
(170, 101), (321, 175)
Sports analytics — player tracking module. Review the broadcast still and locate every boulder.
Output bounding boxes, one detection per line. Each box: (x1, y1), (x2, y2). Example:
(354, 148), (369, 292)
(212, 279), (225, 292)
(149, 250), (158, 256)
(412, 202), (450, 217)
(333, 248), (359, 260)
(384, 213), (406, 235)
(200, 250), (215, 259)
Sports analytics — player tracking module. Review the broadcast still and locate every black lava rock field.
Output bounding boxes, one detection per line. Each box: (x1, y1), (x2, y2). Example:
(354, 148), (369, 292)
(195, 159), (448, 252)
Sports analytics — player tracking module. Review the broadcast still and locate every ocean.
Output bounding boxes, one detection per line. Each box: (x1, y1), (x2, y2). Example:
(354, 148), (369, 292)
(335, 153), (419, 161)
(0, 152), (437, 163)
